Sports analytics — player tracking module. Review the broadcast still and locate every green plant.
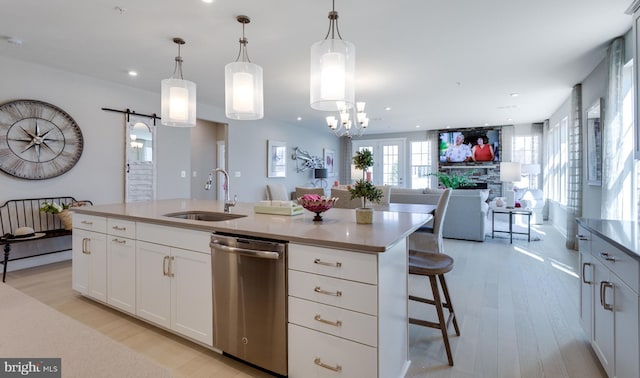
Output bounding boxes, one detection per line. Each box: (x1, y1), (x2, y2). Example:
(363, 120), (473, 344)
(349, 150), (382, 208)
(352, 149), (374, 179)
(349, 179), (383, 209)
(429, 171), (477, 189)
(39, 201), (69, 214)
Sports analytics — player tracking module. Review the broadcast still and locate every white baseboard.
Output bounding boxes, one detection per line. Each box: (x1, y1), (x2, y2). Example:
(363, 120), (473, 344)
(5, 250), (71, 272)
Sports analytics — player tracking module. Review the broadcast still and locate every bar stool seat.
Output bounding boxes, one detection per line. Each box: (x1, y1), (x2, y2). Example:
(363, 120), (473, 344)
(409, 250), (460, 366)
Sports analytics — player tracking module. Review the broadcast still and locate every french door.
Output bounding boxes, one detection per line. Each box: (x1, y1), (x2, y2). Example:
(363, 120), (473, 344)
(352, 138), (406, 187)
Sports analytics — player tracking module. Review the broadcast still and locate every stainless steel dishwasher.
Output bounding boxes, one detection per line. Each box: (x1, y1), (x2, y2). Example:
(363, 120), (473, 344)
(210, 232), (287, 376)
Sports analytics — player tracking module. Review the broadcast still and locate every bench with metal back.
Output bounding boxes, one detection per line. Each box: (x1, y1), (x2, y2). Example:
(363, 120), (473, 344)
(0, 197), (92, 282)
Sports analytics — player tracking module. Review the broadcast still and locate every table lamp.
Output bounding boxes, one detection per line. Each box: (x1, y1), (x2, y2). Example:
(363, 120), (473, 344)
(314, 168), (329, 189)
(500, 162), (521, 208)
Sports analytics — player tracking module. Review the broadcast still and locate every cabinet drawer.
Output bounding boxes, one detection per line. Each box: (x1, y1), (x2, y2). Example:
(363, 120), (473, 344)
(289, 270), (377, 315)
(136, 222), (211, 254)
(289, 243), (377, 284)
(107, 218), (136, 239)
(289, 297), (377, 347)
(288, 323), (377, 378)
(73, 214), (107, 233)
(592, 235), (639, 293)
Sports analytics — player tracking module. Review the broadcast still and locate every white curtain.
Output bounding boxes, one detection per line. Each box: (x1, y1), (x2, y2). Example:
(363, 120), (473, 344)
(601, 37), (633, 220)
(566, 85), (582, 250)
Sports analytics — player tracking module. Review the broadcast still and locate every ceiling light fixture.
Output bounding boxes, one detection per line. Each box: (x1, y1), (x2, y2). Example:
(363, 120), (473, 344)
(225, 15), (264, 120)
(325, 101), (368, 138)
(310, 0), (355, 112)
(161, 38), (196, 127)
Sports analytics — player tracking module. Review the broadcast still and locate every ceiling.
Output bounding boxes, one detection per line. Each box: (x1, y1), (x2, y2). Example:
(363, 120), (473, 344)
(0, 0), (633, 134)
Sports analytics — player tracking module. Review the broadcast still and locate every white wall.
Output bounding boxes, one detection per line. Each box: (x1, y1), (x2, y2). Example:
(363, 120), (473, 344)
(0, 56), (340, 205)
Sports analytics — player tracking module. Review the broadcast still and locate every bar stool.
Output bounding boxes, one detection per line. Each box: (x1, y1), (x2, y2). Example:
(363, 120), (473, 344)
(409, 250), (460, 366)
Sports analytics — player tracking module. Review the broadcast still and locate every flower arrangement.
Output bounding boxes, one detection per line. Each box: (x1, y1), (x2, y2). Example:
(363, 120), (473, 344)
(297, 194), (338, 221)
(39, 201), (69, 214)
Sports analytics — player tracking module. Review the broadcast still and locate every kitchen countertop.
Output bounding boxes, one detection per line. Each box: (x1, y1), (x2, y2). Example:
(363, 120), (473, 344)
(73, 199), (433, 253)
(577, 218), (640, 260)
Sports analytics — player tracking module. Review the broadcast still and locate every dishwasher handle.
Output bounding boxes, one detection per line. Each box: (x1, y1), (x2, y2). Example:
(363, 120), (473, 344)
(210, 240), (281, 259)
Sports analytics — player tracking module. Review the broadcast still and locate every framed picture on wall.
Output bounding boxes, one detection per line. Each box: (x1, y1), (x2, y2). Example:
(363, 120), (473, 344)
(267, 140), (286, 178)
(323, 148), (335, 176)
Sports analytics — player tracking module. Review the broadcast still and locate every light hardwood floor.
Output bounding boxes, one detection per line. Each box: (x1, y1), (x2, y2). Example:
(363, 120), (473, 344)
(6, 222), (606, 378)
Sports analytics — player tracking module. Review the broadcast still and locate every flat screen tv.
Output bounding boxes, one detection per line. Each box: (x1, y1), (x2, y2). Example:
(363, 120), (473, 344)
(438, 129), (500, 163)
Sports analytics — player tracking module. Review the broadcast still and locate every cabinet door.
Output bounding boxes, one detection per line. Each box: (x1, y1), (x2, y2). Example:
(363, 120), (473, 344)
(579, 250), (594, 340)
(613, 275), (640, 378)
(136, 241), (171, 328)
(107, 236), (136, 314)
(171, 247), (212, 346)
(592, 259), (614, 377)
(72, 229), (107, 302)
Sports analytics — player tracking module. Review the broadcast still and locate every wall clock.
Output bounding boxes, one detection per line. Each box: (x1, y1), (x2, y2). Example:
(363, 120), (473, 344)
(0, 100), (84, 180)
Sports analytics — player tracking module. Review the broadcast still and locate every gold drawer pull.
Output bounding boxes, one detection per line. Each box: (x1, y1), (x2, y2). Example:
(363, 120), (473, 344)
(112, 226), (127, 231)
(314, 314), (342, 327)
(112, 238), (127, 244)
(81, 220), (93, 225)
(314, 258), (342, 268)
(314, 358), (342, 372)
(82, 238), (90, 254)
(314, 286), (342, 297)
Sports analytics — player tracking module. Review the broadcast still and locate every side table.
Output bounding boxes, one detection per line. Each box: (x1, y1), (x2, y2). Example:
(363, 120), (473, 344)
(491, 207), (532, 244)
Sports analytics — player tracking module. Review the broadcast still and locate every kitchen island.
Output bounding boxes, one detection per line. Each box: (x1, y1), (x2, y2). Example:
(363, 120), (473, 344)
(72, 199), (433, 378)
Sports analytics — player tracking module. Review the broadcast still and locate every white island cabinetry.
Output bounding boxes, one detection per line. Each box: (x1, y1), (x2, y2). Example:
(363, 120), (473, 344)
(72, 214), (107, 302)
(106, 218), (136, 314)
(135, 223), (213, 346)
(287, 240), (409, 378)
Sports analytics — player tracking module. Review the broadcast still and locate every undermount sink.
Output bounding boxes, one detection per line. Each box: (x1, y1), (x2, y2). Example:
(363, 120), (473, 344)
(163, 211), (246, 222)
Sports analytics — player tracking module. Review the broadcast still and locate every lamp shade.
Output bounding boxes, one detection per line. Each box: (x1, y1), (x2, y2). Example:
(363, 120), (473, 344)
(310, 38), (355, 111)
(225, 61), (264, 120)
(314, 168), (329, 179)
(161, 77), (196, 127)
(500, 162), (521, 182)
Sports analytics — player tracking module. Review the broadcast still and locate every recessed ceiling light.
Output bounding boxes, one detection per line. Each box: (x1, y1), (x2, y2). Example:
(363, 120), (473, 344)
(384, 107), (391, 111)
(202, 0), (214, 3)
(128, 71), (138, 77)
(484, 123), (489, 126)
(510, 93), (520, 97)
(415, 125), (421, 128)
(507, 118), (513, 121)
(296, 116), (302, 121)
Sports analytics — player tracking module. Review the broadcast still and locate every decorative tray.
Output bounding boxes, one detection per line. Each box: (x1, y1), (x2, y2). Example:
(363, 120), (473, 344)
(253, 204), (305, 216)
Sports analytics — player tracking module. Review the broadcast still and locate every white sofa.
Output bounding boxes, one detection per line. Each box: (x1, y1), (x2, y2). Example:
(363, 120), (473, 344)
(390, 187), (489, 242)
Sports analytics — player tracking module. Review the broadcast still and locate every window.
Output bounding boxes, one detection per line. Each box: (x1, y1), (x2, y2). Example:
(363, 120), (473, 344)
(352, 139), (406, 187)
(512, 134), (541, 189)
(411, 141), (432, 189)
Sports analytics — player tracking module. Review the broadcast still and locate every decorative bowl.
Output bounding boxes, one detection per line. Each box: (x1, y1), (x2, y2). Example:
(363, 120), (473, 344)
(297, 194), (339, 221)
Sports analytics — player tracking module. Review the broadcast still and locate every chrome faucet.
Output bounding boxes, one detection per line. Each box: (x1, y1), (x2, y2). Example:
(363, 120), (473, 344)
(205, 168), (237, 213)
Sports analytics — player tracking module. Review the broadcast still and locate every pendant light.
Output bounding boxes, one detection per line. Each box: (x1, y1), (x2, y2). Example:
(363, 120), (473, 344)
(310, 0), (355, 112)
(225, 15), (264, 120)
(161, 38), (196, 127)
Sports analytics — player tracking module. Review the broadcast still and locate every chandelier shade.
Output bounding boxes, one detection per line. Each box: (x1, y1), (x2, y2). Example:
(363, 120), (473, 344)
(161, 38), (196, 127)
(225, 15), (264, 120)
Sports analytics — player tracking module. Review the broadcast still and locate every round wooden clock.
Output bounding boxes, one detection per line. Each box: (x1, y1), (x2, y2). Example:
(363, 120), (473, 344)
(0, 100), (84, 180)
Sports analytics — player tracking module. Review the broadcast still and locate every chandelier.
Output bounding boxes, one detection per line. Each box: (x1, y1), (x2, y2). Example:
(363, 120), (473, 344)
(310, 0), (355, 112)
(325, 101), (369, 138)
(160, 38), (197, 127)
(225, 15), (264, 120)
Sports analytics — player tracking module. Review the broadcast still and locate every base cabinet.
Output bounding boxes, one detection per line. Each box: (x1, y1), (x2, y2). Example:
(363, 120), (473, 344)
(578, 221), (640, 378)
(106, 219), (136, 314)
(287, 240), (409, 378)
(73, 217), (213, 348)
(72, 215), (107, 302)
(135, 240), (212, 346)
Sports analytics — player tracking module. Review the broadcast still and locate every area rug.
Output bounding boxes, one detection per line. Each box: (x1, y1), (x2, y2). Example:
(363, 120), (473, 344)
(0, 283), (172, 377)
(485, 213), (543, 241)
